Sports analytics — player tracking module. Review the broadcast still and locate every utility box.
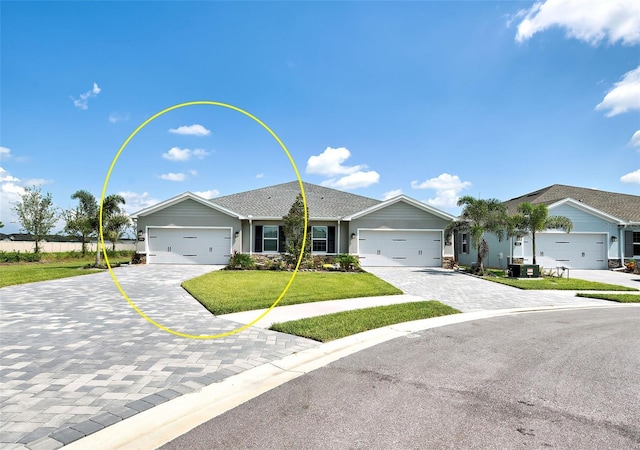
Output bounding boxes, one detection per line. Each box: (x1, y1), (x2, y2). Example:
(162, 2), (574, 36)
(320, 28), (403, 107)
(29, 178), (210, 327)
(508, 264), (540, 278)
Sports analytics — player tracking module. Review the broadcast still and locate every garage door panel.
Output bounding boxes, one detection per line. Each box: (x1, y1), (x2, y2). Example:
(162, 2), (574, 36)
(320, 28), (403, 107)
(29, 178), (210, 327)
(147, 228), (231, 265)
(537, 233), (606, 269)
(359, 230), (441, 267)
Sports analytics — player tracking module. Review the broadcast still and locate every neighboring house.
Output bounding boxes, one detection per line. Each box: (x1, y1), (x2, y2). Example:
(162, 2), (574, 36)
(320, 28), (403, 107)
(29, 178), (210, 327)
(456, 185), (640, 270)
(132, 181), (456, 267)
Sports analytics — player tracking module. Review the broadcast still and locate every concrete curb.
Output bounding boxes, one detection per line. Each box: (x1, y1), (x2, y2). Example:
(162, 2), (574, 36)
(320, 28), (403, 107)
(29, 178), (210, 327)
(64, 303), (639, 450)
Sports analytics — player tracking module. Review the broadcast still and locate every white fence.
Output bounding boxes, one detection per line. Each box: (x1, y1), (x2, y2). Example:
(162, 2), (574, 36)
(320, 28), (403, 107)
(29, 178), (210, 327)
(0, 241), (137, 253)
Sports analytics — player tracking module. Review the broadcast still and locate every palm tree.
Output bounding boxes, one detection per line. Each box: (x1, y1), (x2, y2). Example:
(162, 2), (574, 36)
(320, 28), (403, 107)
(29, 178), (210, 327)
(98, 194), (126, 266)
(509, 202), (573, 265)
(65, 190), (98, 256)
(66, 190), (126, 266)
(445, 196), (509, 273)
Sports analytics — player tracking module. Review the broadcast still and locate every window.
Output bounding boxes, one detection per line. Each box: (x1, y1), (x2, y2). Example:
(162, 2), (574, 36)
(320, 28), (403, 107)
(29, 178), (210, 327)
(634, 232), (640, 256)
(312, 226), (327, 252)
(461, 233), (468, 254)
(263, 226), (278, 252)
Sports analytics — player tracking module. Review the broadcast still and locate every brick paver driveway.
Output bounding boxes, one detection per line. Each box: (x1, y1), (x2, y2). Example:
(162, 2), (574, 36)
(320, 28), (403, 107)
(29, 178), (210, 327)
(0, 265), (317, 449)
(365, 267), (618, 312)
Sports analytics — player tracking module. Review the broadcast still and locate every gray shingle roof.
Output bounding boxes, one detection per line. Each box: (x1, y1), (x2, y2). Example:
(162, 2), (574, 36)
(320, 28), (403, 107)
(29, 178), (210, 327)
(212, 181), (381, 219)
(503, 184), (640, 223)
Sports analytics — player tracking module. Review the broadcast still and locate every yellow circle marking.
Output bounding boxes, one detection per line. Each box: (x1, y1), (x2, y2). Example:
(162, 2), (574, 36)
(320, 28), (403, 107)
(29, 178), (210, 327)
(99, 101), (308, 339)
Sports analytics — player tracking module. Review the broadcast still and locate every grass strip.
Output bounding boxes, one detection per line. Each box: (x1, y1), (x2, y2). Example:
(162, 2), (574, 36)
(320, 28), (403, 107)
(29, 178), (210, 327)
(485, 277), (637, 291)
(269, 301), (460, 342)
(182, 270), (403, 315)
(576, 293), (640, 303)
(0, 258), (132, 288)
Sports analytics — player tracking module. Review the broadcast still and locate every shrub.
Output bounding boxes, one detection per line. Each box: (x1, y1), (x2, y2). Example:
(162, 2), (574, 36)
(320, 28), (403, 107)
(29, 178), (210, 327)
(335, 254), (360, 271)
(0, 251), (42, 263)
(227, 251), (256, 270)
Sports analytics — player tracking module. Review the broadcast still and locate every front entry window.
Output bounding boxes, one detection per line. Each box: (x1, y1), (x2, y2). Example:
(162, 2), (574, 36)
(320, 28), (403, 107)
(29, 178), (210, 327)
(312, 226), (327, 252)
(634, 232), (640, 256)
(263, 226), (278, 252)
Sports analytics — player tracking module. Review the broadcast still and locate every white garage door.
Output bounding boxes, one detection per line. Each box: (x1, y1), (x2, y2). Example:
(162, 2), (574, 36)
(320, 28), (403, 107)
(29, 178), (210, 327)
(358, 230), (442, 267)
(536, 233), (606, 269)
(147, 227), (231, 265)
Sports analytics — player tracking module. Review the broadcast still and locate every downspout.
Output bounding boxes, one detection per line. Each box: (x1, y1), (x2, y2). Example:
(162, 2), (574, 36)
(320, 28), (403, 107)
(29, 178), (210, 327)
(248, 216), (253, 256)
(337, 219), (340, 254)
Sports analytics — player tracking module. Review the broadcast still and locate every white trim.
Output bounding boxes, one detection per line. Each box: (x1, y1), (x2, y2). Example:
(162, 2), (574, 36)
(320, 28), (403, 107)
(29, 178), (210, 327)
(145, 226), (233, 265)
(132, 192), (241, 219)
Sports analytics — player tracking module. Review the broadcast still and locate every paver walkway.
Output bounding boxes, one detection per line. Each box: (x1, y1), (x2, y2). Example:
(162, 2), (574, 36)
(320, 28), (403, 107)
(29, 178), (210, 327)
(0, 265), (317, 449)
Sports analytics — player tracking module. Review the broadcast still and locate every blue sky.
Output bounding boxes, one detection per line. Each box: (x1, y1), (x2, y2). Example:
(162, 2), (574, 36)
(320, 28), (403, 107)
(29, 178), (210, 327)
(2, 0), (639, 233)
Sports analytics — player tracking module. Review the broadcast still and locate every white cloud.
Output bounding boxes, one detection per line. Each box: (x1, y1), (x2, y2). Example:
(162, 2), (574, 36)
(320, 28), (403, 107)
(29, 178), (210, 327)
(168, 124), (211, 136)
(162, 147), (210, 161)
(160, 172), (186, 182)
(71, 82), (101, 110)
(256, 173), (265, 179)
(321, 171), (380, 190)
(307, 147), (379, 189)
(0, 167), (19, 183)
(595, 65), (640, 117)
(192, 149), (210, 159)
(411, 173), (472, 209)
(108, 112), (130, 123)
(162, 147), (191, 161)
(383, 189), (403, 200)
(189, 170), (198, 176)
(514, 0), (640, 45)
(629, 130), (640, 149)
(0, 146), (11, 160)
(0, 168), (26, 229)
(620, 169), (640, 184)
(306, 147), (366, 176)
(193, 189), (220, 199)
(118, 191), (159, 214)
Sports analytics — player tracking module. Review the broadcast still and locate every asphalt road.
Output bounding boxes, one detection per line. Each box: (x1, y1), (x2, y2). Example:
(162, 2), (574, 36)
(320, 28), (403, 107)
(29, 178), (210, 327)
(162, 307), (640, 449)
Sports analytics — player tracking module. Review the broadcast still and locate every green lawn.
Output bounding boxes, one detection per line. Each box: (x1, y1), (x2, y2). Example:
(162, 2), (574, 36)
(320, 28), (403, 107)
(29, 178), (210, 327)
(0, 257), (132, 288)
(182, 270), (403, 315)
(486, 277), (637, 291)
(576, 293), (640, 303)
(269, 301), (460, 342)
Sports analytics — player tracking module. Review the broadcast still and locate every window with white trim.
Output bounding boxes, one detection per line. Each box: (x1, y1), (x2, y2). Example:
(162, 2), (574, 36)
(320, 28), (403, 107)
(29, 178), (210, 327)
(634, 232), (640, 256)
(312, 226), (327, 252)
(263, 226), (278, 252)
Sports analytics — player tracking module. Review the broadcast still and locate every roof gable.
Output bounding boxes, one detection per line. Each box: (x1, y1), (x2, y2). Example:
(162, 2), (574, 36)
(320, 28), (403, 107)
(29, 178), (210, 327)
(212, 181), (381, 219)
(132, 192), (241, 219)
(503, 184), (640, 223)
(344, 195), (456, 221)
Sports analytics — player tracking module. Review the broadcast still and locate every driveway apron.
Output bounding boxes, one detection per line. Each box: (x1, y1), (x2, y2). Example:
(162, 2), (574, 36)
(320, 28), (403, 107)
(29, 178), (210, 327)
(365, 267), (618, 311)
(0, 265), (317, 449)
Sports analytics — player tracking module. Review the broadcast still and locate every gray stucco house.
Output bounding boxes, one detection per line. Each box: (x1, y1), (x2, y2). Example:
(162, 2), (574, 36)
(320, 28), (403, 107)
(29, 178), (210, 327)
(132, 181), (456, 267)
(456, 185), (640, 270)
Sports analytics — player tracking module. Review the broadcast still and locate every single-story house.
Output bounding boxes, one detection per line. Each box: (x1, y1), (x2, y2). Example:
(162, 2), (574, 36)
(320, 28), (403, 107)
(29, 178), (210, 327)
(456, 184), (640, 270)
(132, 181), (456, 267)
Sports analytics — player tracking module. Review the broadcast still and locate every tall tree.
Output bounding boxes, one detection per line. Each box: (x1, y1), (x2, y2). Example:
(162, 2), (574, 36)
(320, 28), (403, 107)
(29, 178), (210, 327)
(509, 202), (573, 265)
(283, 193), (310, 264)
(445, 196), (509, 273)
(104, 213), (130, 251)
(12, 186), (58, 253)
